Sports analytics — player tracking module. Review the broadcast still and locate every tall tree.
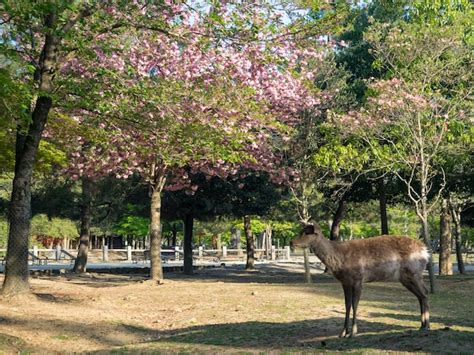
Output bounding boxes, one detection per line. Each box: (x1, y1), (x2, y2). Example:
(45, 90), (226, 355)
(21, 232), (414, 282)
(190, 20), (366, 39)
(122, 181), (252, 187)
(333, 1), (473, 292)
(1, 1), (94, 296)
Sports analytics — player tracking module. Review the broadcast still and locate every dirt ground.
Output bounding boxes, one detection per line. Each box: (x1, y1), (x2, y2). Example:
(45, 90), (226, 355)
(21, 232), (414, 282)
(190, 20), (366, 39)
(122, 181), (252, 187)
(0, 263), (473, 354)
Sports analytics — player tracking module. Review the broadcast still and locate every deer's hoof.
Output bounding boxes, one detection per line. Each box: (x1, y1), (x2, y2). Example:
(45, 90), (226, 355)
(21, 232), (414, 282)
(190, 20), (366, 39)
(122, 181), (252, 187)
(338, 329), (347, 338)
(349, 325), (358, 337)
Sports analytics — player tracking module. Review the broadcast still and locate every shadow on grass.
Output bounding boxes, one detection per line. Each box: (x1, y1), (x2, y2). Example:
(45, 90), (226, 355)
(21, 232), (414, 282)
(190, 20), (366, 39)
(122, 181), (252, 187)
(33, 264), (321, 287)
(2, 312), (472, 353)
(118, 318), (473, 353)
(34, 292), (77, 304)
(165, 264), (337, 285)
(37, 274), (148, 289)
(369, 311), (474, 329)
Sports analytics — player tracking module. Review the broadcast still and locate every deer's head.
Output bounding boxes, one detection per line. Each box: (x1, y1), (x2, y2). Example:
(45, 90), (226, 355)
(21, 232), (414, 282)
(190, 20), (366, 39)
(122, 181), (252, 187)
(290, 223), (324, 251)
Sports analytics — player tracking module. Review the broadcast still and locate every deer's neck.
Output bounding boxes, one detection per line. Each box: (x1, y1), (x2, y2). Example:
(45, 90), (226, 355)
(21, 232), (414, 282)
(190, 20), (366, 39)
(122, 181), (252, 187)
(310, 236), (342, 271)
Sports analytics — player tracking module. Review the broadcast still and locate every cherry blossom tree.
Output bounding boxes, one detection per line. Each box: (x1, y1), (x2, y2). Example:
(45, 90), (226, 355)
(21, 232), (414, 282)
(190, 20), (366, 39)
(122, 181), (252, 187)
(50, 2), (323, 282)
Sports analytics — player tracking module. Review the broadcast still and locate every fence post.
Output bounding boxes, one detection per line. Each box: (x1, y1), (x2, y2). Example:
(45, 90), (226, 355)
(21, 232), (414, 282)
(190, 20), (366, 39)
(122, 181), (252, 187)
(198, 246), (203, 259)
(285, 246), (291, 260)
(175, 246), (180, 261)
(33, 245), (38, 258)
(103, 245), (109, 262)
(271, 245), (276, 261)
(127, 245), (132, 262)
(222, 246), (227, 257)
(55, 245), (61, 261)
(304, 247), (312, 283)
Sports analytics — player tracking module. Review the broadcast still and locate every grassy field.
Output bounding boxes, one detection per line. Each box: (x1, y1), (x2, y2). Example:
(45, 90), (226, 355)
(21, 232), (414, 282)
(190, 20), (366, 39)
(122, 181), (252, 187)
(0, 264), (473, 354)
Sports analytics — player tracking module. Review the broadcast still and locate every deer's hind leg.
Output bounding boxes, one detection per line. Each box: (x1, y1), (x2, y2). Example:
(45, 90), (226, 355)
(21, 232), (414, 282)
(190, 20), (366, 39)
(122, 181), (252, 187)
(417, 276), (430, 330)
(350, 282), (363, 337)
(339, 284), (352, 338)
(400, 273), (430, 330)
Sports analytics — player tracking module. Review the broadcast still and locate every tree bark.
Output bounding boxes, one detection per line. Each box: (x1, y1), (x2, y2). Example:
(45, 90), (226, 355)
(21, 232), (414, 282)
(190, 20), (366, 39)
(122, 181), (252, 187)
(73, 177), (92, 273)
(244, 215), (255, 270)
(450, 205), (465, 274)
(1, 6), (94, 297)
(149, 178), (165, 283)
(171, 223), (177, 247)
(2, 10), (73, 296)
(183, 213), (194, 275)
(378, 178), (389, 235)
(2, 96), (52, 296)
(330, 198), (348, 241)
(420, 207), (437, 293)
(439, 198), (453, 276)
(265, 224), (272, 260)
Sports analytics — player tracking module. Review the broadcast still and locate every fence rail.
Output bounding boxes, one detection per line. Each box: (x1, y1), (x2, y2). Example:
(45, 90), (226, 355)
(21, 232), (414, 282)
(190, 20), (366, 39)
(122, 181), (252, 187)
(0, 245), (292, 264)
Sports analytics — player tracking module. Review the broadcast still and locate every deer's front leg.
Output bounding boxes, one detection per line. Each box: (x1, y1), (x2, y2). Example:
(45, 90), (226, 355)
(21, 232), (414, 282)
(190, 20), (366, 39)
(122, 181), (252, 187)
(339, 284), (352, 338)
(350, 282), (362, 337)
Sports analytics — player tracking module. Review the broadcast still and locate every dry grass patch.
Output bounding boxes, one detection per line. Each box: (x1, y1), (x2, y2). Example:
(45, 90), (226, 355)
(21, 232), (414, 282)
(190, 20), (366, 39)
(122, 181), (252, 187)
(0, 264), (472, 354)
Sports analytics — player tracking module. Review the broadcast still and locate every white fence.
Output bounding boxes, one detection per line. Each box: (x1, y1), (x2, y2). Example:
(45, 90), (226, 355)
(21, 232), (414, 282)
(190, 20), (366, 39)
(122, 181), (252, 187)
(0, 245), (292, 264)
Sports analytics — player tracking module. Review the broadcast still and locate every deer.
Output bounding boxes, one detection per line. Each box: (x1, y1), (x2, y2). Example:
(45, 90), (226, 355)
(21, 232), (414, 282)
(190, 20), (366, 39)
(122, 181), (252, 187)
(290, 223), (430, 338)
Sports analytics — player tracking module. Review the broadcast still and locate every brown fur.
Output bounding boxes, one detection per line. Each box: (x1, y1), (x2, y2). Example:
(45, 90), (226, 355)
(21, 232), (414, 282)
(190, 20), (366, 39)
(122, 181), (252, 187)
(291, 223), (430, 337)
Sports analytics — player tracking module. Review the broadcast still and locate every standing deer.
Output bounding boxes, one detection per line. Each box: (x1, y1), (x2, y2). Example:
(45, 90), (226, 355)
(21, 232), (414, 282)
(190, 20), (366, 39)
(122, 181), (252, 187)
(291, 223), (430, 337)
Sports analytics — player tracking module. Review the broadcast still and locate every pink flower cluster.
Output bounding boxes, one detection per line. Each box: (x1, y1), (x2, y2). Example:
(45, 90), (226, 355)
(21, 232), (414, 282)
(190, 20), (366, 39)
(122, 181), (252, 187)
(334, 78), (437, 131)
(57, 2), (323, 190)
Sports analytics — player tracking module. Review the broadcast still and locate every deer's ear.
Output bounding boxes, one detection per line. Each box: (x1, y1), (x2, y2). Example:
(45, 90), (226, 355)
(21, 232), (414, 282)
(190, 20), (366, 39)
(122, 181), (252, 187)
(304, 224), (315, 235)
(313, 223), (322, 233)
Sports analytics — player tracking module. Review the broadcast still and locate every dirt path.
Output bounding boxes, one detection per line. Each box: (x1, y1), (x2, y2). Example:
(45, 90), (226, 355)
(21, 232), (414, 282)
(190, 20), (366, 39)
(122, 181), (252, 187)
(0, 264), (473, 353)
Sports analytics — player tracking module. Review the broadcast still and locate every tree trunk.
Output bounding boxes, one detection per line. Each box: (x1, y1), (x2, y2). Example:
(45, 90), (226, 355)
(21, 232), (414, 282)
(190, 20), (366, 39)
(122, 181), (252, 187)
(231, 226), (241, 250)
(244, 215), (255, 270)
(439, 198), (453, 276)
(183, 213), (194, 275)
(1, 96), (53, 296)
(330, 198), (348, 241)
(0, 10), (72, 296)
(450, 205), (465, 274)
(230, 226), (236, 248)
(265, 224), (272, 260)
(420, 208), (436, 293)
(216, 234), (222, 251)
(378, 178), (389, 235)
(171, 223), (177, 247)
(149, 180), (165, 283)
(236, 228), (242, 256)
(73, 177), (92, 273)
(323, 196), (348, 273)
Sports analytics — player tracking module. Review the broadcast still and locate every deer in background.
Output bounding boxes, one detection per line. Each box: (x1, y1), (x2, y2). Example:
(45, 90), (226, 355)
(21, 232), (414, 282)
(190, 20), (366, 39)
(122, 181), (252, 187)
(291, 223), (430, 337)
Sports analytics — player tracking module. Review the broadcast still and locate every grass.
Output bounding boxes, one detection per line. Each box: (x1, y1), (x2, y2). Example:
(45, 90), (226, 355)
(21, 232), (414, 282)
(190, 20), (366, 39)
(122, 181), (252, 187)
(106, 272), (474, 354)
(0, 266), (473, 354)
(0, 333), (30, 354)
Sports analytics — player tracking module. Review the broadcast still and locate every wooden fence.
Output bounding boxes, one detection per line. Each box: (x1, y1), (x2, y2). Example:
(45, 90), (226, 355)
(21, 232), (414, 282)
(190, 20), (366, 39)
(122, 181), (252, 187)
(0, 245), (292, 264)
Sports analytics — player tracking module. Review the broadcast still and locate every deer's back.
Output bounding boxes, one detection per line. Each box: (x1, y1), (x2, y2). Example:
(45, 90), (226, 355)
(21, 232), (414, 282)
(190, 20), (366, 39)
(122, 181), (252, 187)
(333, 235), (428, 283)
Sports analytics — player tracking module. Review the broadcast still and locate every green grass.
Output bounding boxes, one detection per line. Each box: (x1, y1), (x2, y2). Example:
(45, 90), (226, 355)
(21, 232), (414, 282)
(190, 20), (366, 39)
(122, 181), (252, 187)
(0, 333), (30, 354)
